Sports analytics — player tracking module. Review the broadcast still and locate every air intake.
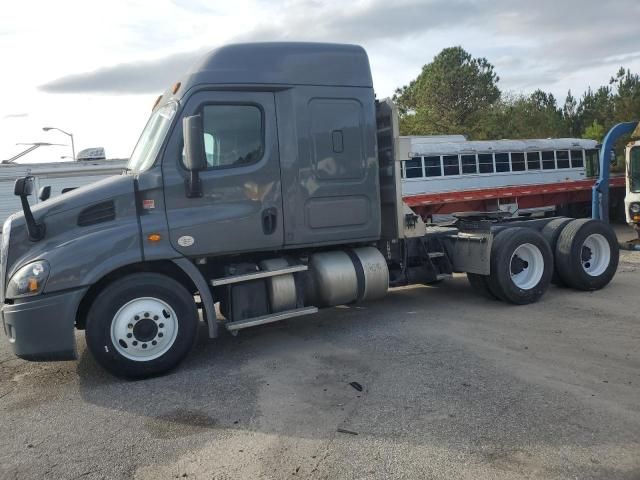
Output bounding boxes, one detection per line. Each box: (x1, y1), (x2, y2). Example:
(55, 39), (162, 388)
(78, 201), (115, 227)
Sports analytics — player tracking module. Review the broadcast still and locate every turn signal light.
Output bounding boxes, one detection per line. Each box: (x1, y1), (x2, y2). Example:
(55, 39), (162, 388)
(633, 215), (640, 222)
(172, 82), (181, 94)
(152, 94), (162, 111)
(147, 233), (161, 242)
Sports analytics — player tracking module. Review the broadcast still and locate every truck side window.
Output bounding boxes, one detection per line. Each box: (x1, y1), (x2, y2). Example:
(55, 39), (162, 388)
(200, 104), (263, 169)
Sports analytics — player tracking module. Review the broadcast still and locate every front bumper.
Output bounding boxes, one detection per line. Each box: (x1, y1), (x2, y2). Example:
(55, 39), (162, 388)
(2, 287), (88, 361)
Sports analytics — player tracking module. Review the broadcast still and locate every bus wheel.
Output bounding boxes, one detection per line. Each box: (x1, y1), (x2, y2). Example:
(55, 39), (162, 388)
(487, 228), (553, 305)
(467, 273), (498, 300)
(85, 273), (199, 378)
(541, 217), (572, 285)
(555, 219), (619, 291)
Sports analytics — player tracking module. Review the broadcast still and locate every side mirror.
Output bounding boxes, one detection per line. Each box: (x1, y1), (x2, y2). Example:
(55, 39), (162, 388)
(183, 114), (206, 198)
(38, 185), (51, 202)
(13, 176), (45, 241)
(183, 115), (207, 171)
(14, 176), (35, 197)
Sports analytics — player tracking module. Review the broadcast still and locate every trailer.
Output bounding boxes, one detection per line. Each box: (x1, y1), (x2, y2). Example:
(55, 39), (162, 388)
(0, 43), (620, 378)
(0, 159), (127, 230)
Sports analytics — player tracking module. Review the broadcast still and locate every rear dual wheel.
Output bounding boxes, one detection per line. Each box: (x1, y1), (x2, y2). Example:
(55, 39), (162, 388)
(468, 227), (553, 304)
(555, 219), (619, 291)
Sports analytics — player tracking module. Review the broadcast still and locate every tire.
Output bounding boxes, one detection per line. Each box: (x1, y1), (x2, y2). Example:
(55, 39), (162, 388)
(487, 227), (553, 305)
(541, 218), (572, 285)
(555, 219), (619, 291)
(467, 273), (498, 300)
(85, 273), (199, 379)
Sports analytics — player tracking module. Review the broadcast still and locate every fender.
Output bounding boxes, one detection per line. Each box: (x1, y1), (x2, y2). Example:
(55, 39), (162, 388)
(172, 257), (219, 338)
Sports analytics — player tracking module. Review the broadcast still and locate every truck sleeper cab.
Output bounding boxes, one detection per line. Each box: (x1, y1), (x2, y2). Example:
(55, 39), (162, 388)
(1, 43), (620, 378)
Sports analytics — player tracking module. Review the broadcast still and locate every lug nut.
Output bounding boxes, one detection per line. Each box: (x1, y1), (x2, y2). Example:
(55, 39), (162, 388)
(134, 315), (139, 320)
(158, 333), (164, 338)
(128, 324), (133, 329)
(153, 315), (159, 320)
(159, 323), (164, 328)
(127, 333), (132, 338)
(144, 312), (149, 317)
(152, 340), (157, 346)
(142, 343), (147, 349)
(132, 341), (138, 346)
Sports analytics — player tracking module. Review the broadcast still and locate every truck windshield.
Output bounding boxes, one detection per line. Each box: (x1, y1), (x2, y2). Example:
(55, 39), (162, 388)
(127, 102), (177, 172)
(631, 146), (640, 193)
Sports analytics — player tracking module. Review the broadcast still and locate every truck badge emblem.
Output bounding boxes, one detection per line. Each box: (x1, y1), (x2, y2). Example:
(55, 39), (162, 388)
(178, 236), (195, 247)
(142, 199), (155, 209)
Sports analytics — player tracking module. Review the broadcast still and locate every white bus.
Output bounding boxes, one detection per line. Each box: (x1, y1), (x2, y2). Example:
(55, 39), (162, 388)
(398, 137), (625, 220)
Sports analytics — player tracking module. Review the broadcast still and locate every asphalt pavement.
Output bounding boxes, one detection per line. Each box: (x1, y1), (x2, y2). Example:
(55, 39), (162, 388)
(0, 235), (639, 479)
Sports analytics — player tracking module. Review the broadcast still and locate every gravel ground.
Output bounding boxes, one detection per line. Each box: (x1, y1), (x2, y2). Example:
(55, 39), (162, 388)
(0, 232), (639, 480)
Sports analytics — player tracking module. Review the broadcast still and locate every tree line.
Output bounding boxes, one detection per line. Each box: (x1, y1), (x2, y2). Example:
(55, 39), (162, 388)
(393, 47), (640, 143)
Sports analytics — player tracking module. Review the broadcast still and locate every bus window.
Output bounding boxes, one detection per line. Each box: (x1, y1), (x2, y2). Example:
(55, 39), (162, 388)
(526, 151), (541, 170)
(443, 155), (460, 176)
(542, 151), (555, 170)
(570, 150), (584, 168)
(424, 156), (442, 177)
(404, 157), (423, 178)
(631, 146), (640, 193)
(556, 150), (570, 169)
(478, 153), (494, 173)
(585, 149), (599, 177)
(495, 153), (509, 172)
(511, 152), (525, 171)
(461, 154), (477, 174)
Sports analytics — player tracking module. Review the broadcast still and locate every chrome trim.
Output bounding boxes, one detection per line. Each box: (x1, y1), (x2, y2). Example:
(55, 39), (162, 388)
(1, 215), (14, 303)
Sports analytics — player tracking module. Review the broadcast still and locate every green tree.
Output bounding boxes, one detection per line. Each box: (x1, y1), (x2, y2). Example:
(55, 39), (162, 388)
(582, 120), (606, 141)
(482, 90), (566, 139)
(562, 90), (578, 136)
(393, 47), (500, 137)
(610, 67), (640, 124)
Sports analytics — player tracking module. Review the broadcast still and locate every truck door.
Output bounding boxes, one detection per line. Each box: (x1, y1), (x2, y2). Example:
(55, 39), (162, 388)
(162, 91), (283, 256)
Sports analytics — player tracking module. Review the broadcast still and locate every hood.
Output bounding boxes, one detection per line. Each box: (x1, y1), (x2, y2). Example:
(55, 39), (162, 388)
(5, 174), (138, 279)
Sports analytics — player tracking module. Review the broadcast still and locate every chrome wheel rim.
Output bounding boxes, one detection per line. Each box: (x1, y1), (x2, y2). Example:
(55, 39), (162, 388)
(110, 297), (178, 361)
(510, 243), (544, 290)
(581, 234), (610, 277)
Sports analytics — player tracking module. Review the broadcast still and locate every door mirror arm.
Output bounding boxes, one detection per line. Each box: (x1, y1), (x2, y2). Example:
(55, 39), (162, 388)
(183, 114), (207, 198)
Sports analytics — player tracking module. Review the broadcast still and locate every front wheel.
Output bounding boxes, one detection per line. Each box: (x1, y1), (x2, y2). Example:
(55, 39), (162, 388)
(85, 273), (199, 378)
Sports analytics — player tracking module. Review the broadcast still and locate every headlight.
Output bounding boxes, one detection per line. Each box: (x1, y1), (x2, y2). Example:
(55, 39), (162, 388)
(630, 203), (640, 214)
(6, 260), (50, 299)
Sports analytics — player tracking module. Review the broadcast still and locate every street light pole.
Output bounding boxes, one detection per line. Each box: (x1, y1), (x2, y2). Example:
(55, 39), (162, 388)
(42, 127), (75, 160)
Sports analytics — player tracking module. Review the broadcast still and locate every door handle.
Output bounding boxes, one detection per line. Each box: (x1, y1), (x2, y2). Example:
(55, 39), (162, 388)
(262, 207), (277, 235)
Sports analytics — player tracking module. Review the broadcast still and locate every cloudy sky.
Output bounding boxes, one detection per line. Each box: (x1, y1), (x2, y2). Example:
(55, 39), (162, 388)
(1, 0), (639, 163)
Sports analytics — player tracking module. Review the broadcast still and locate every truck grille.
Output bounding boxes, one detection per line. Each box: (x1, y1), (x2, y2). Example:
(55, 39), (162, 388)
(78, 201), (116, 227)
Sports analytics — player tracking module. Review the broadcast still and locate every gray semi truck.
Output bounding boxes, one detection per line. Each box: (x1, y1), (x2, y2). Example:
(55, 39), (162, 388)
(1, 43), (619, 378)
